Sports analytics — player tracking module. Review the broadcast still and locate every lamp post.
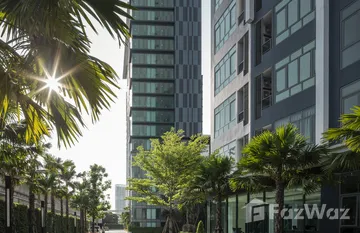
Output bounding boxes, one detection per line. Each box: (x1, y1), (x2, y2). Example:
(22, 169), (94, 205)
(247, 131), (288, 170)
(5, 176), (12, 233)
(41, 201), (45, 233)
(74, 212), (77, 233)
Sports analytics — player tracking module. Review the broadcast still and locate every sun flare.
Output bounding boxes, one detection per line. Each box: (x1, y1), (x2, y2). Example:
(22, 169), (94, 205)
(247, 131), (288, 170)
(46, 76), (60, 91)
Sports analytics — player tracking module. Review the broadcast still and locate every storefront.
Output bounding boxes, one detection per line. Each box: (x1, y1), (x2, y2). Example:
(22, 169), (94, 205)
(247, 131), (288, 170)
(207, 188), (321, 233)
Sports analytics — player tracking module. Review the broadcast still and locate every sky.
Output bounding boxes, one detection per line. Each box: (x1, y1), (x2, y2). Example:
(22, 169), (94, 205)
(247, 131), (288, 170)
(49, 0), (211, 209)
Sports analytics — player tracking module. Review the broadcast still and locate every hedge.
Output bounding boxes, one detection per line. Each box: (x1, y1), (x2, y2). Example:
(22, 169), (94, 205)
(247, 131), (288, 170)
(0, 200), (84, 233)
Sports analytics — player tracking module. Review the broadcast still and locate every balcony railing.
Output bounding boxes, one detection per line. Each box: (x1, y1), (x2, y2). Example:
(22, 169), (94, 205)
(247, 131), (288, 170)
(262, 37), (272, 55)
(238, 111), (244, 123)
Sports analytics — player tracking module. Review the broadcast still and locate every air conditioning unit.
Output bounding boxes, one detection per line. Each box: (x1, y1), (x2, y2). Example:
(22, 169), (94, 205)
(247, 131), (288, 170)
(245, 0), (255, 23)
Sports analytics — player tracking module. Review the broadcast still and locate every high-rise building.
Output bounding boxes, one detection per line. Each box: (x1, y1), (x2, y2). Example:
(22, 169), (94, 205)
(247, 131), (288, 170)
(209, 0), (360, 233)
(123, 0), (202, 228)
(115, 184), (126, 214)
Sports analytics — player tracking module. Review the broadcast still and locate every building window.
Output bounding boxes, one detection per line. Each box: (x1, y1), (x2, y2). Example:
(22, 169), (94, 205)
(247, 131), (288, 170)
(237, 33), (249, 75)
(215, 0), (237, 52)
(215, 46), (237, 95)
(341, 79), (360, 114)
(255, 12), (273, 65)
(132, 96), (174, 108)
(132, 82), (174, 94)
(132, 139), (151, 151)
(275, 0), (315, 45)
(274, 106), (315, 143)
(214, 93), (236, 138)
(133, 10), (174, 21)
(215, 0), (224, 11)
(237, 135), (249, 162)
(132, 25), (174, 37)
(255, 68), (273, 119)
(132, 110), (174, 123)
(275, 40), (315, 103)
(237, 84), (248, 125)
(254, 124), (272, 136)
(131, 0), (174, 8)
(132, 124), (172, 137)
(132, 39), (174, 51)
(132, 67), (174, 80)
(341, 0), (360, 68)
(228, 197), (236, 233)
(218, 140), (236, 161)
(146, 209), (157, 220)
(132, 53), (174, 65)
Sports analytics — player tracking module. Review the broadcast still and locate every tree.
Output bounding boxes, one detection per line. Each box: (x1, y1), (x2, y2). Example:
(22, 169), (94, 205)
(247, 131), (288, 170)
(82, 164), (111, 233)
(72, 173), (91, 233)
(103, 212), (119, 224)
(323, 106), (360, 172)
(0, 0), (134, 147)
(120, 207), (130, 230)
(127, 129), (209, 233)
(196, 152), (233, 233)
(60, 160), (77, 233)
(230, 124), (328, 233)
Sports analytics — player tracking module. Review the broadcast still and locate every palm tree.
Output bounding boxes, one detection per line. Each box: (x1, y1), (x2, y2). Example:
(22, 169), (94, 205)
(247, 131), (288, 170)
(39, 171), (57, 233)
(60, 160), (77, 233)
(0, 0), (134, 147)
(323, 106), (360, 172)
(196, 152), (234, 233)
(230, 124), (328, 233)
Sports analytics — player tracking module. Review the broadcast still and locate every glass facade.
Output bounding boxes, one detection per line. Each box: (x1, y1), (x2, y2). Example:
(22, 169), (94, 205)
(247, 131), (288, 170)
(218, 140), (236, 161)
(132, 53), (174, 65)
(132, 96), (174, 108)
(215, 0), (236, 52)
(341, 0), (360, 68)
(132, 139), (151, 151)
(132, 39), (174, 51)
(133, 10), (174, 22)
(132, 125), (172, 137)
(132, 110), (174, 123)
(131, 0), (174, 8)
(214, 93), (236, 138)
(275, 0), (315, 45)
(215, 0), (224, 11)
(274, 106), (315, 143)
(132, 25), (174, 37)
(215, 46), (237, 95)
(275, 40), (315, 103)
(132, 67), (174, 79)
(208, 190), (320, 233)
(132, 82), (174, 94)
(341, 79), (360, 114)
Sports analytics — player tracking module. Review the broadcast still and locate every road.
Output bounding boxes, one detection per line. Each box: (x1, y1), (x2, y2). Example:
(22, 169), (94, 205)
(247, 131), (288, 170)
(105, 230), (127, 233)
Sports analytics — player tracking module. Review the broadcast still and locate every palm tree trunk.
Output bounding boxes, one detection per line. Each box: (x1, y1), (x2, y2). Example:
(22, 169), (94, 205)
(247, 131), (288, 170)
(29, 187), (36, 233)
(92, 216), (95, 233)
(80, 209), (83, 233)
(215, 193), (223, 233)
(44, 192), (48, 233)
(275, 178), (285, 233)
(51, 192), (56, 233)
(66, 197), (69, 233)
(84, 210), (87, 233)
(60, 197), (64, 233)
(11, 186), (16, 233)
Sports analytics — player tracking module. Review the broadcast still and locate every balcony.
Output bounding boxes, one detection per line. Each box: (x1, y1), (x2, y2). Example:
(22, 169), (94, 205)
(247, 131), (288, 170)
(238, 61), (244, 75)
(238, 12), (245, 25)
(238, 111), (244, 123)
(262, 36), (272, 55)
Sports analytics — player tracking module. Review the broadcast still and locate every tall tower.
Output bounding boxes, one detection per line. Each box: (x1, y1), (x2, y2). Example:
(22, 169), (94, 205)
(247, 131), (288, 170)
(124, 0), (202, 228)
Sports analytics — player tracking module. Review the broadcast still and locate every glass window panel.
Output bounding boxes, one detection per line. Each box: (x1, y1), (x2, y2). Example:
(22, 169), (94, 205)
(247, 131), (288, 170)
(288, 60), (298, 87)
(276, 8), (287, 34)
(300, 53), (311, 81)
(343, 12), (360, 48)
(300, 0), (312, 18)
(341, 196), (357, 226)
(276, 68), (287, 92)
(288, 0), (299, 26)
(343, 94), (359, 114)
(342, 79), (360, 96)
(228, 197), (236, 233)
(342, 41), (360, 68)
(230, 100), (235, 121)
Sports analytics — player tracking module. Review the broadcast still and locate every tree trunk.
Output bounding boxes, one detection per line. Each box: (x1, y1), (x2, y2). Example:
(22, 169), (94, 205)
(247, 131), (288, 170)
(92, 216), (95, 233)
(51, 192), (56, 233)
(275, 177), (285, 233)
(84, 210), (87, 233)
(44, 192), (48, 233)
(66, 197), (69, 233)
(11, 186), (16, 233)
(60, 197), (64, 233)
(215, 194), (223, 233)
(80, 209), (84, 233)
(29, 187), (35, 233)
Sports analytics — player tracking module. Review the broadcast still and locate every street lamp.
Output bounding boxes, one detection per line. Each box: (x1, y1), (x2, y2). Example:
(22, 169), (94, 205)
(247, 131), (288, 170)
(5, 176), (12, 233)
(41, 201), (45, 233)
